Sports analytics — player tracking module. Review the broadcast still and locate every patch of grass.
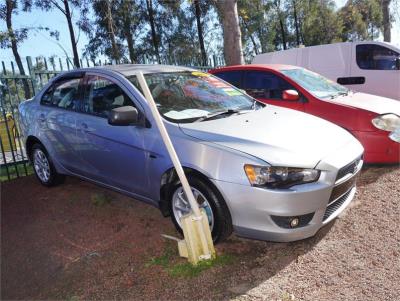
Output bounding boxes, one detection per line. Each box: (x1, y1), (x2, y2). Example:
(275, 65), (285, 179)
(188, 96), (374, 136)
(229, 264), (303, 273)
(65, 296), (80, 301)
(146, 244), (176, 268)
(0, 162), (33, 181)
(147, 245), (236, 278)
(91, 192), (112, 206)
(169, 254), (236, 278)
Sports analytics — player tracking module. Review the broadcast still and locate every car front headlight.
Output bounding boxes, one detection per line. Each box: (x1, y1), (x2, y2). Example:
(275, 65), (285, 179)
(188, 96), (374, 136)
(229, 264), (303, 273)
(372, 113), (400, 132)
(389, 127), (400, 142)
(244, 165), (320, 189)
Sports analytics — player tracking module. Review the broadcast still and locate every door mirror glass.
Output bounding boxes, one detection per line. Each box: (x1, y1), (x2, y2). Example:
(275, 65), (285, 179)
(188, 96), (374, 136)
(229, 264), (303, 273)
(108, 106), (139, 126)
(282, 89), (300, 101)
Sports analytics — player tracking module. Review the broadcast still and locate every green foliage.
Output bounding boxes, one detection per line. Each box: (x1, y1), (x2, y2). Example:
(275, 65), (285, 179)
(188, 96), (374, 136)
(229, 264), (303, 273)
(339, 0), (383, 41)
(0, 163), (33, 182)
(91, 192), (112, 207)
(168, 254), (235, 278)
(146, 244), (236, 278)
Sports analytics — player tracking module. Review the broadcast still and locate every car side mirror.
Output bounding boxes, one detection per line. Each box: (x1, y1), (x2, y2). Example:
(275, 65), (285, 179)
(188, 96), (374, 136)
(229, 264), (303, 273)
(108, 106), (139, 126)
(282, 89), (300, 101)
(396, 57), (400, 70)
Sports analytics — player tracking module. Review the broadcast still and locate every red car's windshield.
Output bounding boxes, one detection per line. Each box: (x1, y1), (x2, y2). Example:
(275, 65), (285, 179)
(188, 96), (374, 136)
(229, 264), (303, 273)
(281, 68), (349, 99)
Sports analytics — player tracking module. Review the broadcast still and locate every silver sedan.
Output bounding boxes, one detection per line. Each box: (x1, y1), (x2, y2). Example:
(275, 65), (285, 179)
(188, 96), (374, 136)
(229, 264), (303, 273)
(18, 65), (364, 243)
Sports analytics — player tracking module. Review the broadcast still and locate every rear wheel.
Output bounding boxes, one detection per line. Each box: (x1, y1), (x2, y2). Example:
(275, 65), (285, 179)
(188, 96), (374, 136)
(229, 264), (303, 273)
(169, 175), (233, 243)
(31, 143), (65, 186)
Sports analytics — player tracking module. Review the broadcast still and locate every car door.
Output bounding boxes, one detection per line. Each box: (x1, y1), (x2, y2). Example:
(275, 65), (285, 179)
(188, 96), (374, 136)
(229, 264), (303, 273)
(39, 76), (84, 173)
(350, 43), (400, 100)
(243, 70), (305, 111)
(75, 73), (149, 197)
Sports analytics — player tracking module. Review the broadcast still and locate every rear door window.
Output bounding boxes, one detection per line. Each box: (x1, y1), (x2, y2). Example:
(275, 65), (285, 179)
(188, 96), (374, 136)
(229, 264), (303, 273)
(356, 44), (399, 70)
(243, 71), (294, 99)
(82, 75), (135, 118)
(41, 78), (82, 110)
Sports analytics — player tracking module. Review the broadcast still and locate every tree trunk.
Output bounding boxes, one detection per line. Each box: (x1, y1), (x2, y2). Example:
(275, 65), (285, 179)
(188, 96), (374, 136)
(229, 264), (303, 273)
(63, 0), (80, 68)
(122, 2), (135, 63)
(242, 18), (259, 55)
(105, 0), (119, 62)
(293, 0), (300, 46)
(194, 0), (207, 65)
(216, 0), (244, 65)
(146, 0), (161, 63)
(5, 0), (31, 99)
(279, 15), (287, 50)
(381, 0), (391, 42)
(125, 29), (135, 64)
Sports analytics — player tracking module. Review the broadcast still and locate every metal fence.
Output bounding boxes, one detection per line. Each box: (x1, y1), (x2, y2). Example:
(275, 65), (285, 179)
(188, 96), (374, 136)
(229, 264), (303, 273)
(0, 55), (225, 181)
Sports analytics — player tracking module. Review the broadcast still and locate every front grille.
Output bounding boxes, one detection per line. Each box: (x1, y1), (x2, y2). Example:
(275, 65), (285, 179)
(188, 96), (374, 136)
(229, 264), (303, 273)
(336, 157), (361, 182)
(323, 188), (353, 221)
(329, 174), (358, 203)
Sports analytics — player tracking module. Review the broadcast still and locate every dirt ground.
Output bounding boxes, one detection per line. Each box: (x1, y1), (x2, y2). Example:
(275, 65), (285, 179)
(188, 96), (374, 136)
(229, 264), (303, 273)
(1, 166), (399, 301)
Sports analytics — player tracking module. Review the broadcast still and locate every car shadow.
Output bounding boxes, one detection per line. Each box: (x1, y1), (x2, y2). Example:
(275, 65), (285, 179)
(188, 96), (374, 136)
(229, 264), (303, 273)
(215, 221), (336, 298)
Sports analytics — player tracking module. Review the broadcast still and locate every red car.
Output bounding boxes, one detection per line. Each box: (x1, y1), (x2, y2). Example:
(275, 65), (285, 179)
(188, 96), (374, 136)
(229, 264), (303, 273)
(209, 64), (400, 164)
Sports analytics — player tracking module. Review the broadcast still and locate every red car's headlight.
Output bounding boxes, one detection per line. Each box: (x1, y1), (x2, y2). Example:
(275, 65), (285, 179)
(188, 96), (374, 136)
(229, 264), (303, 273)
(372, 113), (400, 132)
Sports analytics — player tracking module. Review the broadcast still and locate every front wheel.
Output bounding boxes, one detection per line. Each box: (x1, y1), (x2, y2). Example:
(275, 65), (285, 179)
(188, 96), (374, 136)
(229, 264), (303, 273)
(169, 175), (233, 243)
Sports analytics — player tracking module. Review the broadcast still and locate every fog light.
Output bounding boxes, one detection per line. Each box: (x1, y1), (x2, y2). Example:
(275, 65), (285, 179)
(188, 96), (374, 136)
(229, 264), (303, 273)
(290, 217), (299, 228)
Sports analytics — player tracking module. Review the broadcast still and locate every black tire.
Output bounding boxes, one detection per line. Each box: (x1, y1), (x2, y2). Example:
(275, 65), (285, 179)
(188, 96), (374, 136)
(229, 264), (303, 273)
(168, 175), (233, 243)
(31, 143), (65, 186)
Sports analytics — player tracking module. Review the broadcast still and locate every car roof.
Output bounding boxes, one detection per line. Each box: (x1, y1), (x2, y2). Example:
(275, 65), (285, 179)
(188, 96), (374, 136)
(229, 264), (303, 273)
(89, 64), (196, 76)
(209, 64), (301, 73)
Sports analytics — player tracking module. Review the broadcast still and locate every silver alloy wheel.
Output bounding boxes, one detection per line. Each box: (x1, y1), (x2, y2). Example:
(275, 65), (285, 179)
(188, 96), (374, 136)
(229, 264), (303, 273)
(172, 186), (215, 231)
(33, 149), (51, 183)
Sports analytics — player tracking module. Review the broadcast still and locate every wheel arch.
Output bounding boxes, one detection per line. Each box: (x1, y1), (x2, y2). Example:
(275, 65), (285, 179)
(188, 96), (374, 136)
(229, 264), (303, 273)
(26, 135), (43, 161)
(158, 166), (224, 217)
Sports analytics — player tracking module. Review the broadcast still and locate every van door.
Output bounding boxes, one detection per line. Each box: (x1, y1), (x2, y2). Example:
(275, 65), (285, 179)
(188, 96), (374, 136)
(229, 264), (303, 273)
(243, 70), (305, 111)
(350, 43), (400, 100)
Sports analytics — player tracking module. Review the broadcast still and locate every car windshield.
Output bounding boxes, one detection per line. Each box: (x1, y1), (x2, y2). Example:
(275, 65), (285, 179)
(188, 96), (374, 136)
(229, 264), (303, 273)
(127, 71), (260, 123)
(281, 68), (349, 99)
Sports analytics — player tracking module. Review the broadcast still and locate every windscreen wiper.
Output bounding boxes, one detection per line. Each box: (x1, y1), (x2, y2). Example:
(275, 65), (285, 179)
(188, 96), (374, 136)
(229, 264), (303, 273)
(195, 109), (240, 122)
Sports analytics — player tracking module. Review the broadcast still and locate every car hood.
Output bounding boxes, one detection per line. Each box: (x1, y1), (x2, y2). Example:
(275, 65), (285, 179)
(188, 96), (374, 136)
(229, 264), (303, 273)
(179, 106), (359, 168)
(328, 92), (400, 116)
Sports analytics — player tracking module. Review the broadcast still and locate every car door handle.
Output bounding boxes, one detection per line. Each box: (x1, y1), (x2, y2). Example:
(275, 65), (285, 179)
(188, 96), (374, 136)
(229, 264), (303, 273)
(80, 122), (92, 132)
(38, 114), (46, 122)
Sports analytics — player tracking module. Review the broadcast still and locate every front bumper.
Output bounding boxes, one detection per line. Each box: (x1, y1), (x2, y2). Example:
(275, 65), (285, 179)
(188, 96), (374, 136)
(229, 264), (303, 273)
(212, 157), (363, 242)
(352, 130), (399, 164)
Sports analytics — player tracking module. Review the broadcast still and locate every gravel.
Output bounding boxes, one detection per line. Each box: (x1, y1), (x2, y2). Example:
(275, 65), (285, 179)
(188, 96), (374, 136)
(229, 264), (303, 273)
(1, 166), (399, 300)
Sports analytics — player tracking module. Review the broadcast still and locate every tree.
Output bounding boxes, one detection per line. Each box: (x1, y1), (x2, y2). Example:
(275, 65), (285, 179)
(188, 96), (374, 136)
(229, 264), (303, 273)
(0, 0), (31, 99)
(301, 0), (343, 46)
(339, 0), (382, 41)
(215, 0), (244, 65)
(35, 0), (88, 68)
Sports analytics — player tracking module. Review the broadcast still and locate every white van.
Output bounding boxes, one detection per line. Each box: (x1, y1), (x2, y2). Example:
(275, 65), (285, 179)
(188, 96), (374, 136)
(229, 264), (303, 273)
(253, 41), (400, 100)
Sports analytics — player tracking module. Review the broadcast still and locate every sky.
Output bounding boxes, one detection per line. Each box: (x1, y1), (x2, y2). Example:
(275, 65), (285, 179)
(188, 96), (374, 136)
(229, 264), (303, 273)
(0, 1), (399, 63)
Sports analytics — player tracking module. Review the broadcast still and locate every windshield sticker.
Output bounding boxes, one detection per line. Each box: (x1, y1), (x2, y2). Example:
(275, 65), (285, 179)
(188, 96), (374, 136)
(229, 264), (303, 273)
(223, 88), (244, 96)
(203, 76), (231, 88)
(191, 71), (210, 77)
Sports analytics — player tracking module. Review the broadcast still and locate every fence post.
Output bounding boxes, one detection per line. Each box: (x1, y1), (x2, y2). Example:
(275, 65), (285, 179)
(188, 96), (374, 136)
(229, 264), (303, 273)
(26, 56), (38, 96)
